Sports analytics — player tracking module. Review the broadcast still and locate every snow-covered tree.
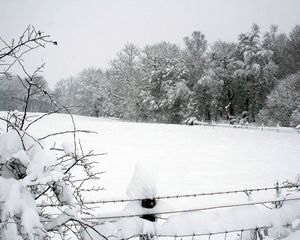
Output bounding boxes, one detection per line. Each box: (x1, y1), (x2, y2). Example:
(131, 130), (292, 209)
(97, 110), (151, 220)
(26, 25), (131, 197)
(75, 68), (107, 116)
(106, 43), (145, 120)
(183, 31), (207, 89)
(263, 25), (290, 80)
(286, 25), (300, 76)
(54, 77), (78, 110)
(0, 75), (26, 111)
(258, 71), (300, 126)
(140, 42), (190, 123)
(0, 75), (52, 113)
(54, 68), (112, 117)
(191, 40), (238, 120)
(234, 24), (277, 122)
(48, 24), (300, 125)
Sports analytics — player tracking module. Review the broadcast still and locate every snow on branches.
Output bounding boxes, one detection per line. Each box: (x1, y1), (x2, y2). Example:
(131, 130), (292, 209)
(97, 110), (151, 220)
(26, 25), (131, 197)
(0, 26), (104, 240)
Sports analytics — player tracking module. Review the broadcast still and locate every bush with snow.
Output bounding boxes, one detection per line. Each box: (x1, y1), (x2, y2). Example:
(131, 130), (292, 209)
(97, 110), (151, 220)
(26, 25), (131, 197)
(0, 113), (103, 239)
(0, 26), (104, 240)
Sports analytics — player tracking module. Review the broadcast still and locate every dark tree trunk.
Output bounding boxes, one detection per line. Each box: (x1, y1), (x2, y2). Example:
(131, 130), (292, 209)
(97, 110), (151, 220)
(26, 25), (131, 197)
(227, 90), (234, 116)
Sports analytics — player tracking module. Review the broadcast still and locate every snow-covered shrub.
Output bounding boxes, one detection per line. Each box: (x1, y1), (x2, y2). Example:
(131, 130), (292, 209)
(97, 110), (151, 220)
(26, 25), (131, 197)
(0, 26), (104, 240)
(0, 110), (104, 240)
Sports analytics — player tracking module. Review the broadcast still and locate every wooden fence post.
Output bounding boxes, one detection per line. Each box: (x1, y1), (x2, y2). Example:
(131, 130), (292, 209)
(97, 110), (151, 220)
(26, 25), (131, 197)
(139, 198), (157, 240)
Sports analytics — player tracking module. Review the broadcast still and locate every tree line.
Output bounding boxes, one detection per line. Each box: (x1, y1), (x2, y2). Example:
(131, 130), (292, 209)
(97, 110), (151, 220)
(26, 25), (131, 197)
(1, 24), (300, 126)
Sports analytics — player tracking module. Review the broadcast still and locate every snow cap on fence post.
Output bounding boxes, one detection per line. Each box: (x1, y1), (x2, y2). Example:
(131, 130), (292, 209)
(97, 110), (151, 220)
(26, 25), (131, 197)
(126, 164), (158, 222)
(126, 164), (158, 240)
(126, 164), (157, 199)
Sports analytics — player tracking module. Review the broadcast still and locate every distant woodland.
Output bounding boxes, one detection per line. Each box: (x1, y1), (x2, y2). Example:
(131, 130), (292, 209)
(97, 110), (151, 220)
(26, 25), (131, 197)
(1, 24), (300, 126)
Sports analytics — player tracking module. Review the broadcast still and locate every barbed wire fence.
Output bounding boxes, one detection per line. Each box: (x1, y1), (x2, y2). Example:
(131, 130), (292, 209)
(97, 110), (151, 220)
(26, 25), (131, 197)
(29, 182), (300, 239)
(1, 181), (300, 239)
(35, 182), (299, 207)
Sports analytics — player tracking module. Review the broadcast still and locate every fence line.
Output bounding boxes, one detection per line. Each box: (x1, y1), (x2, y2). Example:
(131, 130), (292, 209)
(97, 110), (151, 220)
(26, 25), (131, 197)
(0, 220), (292, 240)
(4, 197), (299, 223)
(2, 184), (300, 239)
(190, 121), (300, 134)
(82, 196), (300, 221)
(36, 184), (300, 207)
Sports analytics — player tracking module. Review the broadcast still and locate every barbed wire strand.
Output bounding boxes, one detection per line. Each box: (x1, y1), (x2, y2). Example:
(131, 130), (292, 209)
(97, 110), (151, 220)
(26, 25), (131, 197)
(0, 220), (292, 240)
(36, 184), (300, 207)
(81, 196), (300, 221)
(98, 223), (293, 240)
(117, 225), (267, 240)
(3, 197), (299, 224)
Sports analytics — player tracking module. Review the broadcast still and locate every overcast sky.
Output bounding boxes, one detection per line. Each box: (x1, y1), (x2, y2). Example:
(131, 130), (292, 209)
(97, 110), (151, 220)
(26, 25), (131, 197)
(1, 0), (300, 88)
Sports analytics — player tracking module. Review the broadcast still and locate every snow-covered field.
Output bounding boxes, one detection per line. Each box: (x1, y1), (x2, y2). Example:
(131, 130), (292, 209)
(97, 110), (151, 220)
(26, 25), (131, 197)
(26, 113), (300, 198)
(1, 112), (300, 239)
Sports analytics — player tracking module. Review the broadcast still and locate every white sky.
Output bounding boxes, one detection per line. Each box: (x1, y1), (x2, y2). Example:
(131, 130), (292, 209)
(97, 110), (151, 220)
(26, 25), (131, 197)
(1, 0), (300, 88)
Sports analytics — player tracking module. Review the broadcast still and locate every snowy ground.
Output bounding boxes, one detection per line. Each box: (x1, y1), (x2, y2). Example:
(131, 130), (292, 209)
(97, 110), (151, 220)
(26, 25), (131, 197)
(26, 114), (300, 197)
(1, 112), (300, 239)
